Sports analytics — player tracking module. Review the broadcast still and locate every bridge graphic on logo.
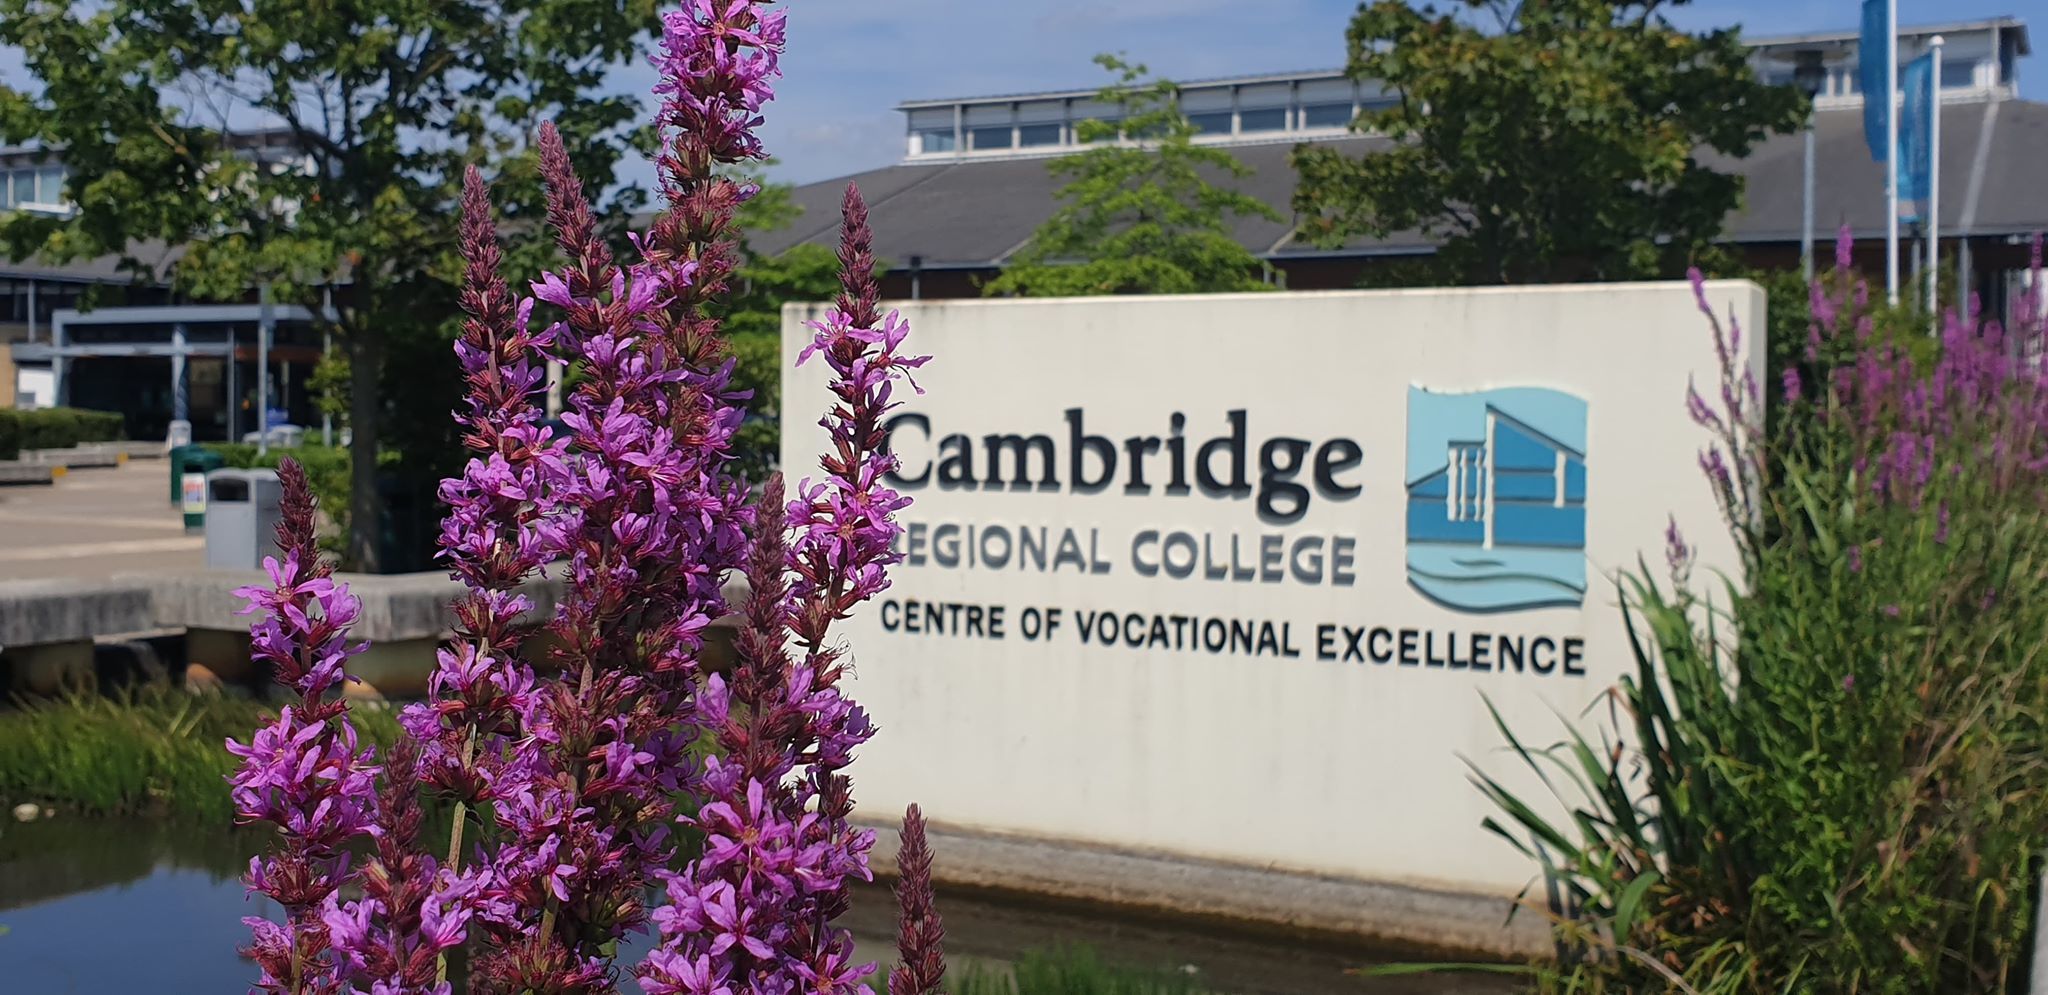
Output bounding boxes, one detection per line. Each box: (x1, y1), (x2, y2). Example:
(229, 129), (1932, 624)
(1405, 386), (1588, 613)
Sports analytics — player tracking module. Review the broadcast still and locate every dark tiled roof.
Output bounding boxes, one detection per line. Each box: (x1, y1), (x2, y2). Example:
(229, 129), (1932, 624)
(740, 99), (2048, 269)
(0, 241), (182, 283)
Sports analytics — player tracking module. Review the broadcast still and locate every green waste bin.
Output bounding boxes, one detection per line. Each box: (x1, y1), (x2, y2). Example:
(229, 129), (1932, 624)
(170, 445), (226, 531)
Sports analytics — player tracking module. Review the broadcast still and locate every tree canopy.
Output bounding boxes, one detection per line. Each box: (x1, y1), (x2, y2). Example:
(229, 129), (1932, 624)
(985, 54), (1279, 298)
(1291, 0), (1806, 285)
(0, 0), (657, 569)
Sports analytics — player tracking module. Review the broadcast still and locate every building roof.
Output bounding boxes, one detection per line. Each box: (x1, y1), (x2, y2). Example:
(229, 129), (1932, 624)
(897, 18), (2029, 112)
(742, 98), (2048, 270)
(897, 69), (1348, 110)
(1747, 15), (2028, 53)
(0, 242), (183, 284)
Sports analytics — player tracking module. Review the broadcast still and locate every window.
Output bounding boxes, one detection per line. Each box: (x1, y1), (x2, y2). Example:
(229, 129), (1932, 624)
(1239, 107), (1287, 133)
(1941, 59), (1978, 89)
(1186, 111), (1232, 135)
(1018, 123), (1062, 147)
(969, 125), (1013, 151)
(36, 168), (62, 203)
(9, 171), (34, 207)
(1301, 102), (1354, 128)
(915, 128), (956, 153)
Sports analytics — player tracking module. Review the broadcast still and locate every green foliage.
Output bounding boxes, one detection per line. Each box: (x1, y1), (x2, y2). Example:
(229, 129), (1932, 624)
(0, 406), (126, 459)
(0, 0), (656, 570)
(721, 170), (849, 478)
(1293, 0), (1806, 284)
(985, 55), (1279, 298)
(1480, 259), (2048, 991)
(955, 946), (1198, 995)
(0, 688), (402, 823)
(716, 164), (872, 478)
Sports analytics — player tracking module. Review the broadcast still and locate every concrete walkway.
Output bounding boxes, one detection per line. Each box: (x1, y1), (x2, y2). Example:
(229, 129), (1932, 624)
(0, 460), (202, 580)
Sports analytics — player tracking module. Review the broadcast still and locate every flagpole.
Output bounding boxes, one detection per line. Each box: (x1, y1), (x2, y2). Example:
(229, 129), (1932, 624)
(1886, 0), (1900, 305)
(1928, 35), (1944, 331)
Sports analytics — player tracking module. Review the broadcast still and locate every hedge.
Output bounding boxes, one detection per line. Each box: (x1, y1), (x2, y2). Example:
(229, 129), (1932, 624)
(0, 407), (127, 460)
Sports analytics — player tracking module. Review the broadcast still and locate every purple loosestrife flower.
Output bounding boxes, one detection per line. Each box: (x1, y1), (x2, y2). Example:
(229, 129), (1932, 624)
(646, 186), (926, 992)
(323, 738), (488, 995)
(473, 15), (760, 981)
(412, 165), (559, 841)
(1663, 516), (1693, 584)
(227, 458), (381, 994)
(888, 805), (948, 995)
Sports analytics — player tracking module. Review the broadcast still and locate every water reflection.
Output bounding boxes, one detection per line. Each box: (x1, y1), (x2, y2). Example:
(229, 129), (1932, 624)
(0, 819), (1518, 993)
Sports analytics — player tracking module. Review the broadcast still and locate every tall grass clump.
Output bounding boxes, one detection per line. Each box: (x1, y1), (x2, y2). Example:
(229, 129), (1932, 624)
(1479, 232), (2048, 993)
(956, 947), (1199, 995)
(0, 688), (400, 823)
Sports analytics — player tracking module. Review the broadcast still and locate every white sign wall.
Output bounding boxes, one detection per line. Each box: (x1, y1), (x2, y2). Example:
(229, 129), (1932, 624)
(781, 282), (1763, 899)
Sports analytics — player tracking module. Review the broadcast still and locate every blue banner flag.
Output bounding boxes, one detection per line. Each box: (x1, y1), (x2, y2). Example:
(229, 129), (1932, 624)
(1898, 52), (1934, 221)
(1861, 0), (1890, 162)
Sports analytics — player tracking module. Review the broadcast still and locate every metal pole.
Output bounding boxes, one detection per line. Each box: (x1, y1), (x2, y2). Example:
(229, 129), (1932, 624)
(257, 283), (273, 456)
(25, 279), (37, 343)
(1928, 36), (1944, 332)
(171, 323), (188, 424)
(1802, 121), (1817, 281)
(1885, 0), (1900, 305)
(51, 309), (65, 408)
(321, 328), (334, 447)
(225, 326), (237, 443)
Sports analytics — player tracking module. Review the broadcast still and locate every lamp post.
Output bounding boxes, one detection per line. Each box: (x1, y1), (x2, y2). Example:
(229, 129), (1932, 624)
(1793, 49), (1828, 281)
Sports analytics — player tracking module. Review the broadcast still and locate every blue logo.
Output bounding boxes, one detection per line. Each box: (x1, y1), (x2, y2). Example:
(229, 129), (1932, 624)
(1404, 386), (1588, 613)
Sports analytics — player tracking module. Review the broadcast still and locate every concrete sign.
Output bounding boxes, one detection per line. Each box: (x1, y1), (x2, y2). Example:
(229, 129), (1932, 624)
(782, 282), (1763, 915)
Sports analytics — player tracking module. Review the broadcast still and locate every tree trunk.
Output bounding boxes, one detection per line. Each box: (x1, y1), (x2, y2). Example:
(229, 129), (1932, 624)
(345, 321), (383, 573)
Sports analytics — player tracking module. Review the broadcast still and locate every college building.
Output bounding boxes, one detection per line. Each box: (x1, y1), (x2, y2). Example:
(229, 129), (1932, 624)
(751, 16), (2043, 316)
(0, 129), (325, 441)
(3, 16), (2042, 439)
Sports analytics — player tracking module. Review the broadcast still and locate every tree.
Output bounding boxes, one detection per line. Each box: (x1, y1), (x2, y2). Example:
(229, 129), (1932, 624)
(719, 166), (846, 479)
(985, 54), (1279, 297)
(1291, 0), (1805, 285)
(0, 0), (656, 570)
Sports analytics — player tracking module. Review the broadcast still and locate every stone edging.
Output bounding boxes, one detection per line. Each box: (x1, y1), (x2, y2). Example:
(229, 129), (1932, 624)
(859, 817), (1551, 960)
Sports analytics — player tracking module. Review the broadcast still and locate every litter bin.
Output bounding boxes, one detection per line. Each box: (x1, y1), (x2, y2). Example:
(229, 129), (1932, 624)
(171, 445), (227, 530)
(203, 468), (285, 570)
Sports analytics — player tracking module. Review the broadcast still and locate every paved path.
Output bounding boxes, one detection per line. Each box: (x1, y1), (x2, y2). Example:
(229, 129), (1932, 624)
(0, 459), (203, 580)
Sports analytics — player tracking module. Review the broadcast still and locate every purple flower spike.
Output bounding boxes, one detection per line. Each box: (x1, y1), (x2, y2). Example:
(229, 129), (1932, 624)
(226, 458), (381, 992)
(889, 805), (948, 995)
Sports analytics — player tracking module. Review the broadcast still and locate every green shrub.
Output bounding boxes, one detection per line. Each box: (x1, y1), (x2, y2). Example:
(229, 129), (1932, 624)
(0, 406), (127, 459)
(1482, 245), (2048, 991)
(0, 687), (402, 823)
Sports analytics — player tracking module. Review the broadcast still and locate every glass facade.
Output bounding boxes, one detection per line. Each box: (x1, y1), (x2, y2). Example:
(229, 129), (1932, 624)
(1239, 107), (1288, 132)
(1301, 102), (1355, 128)
(1018, 123), (1062, 147)
(906, 27), (2015, 160)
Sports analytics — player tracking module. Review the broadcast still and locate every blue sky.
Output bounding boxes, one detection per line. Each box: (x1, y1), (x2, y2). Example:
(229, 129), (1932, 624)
(3, 1), (2037, 189)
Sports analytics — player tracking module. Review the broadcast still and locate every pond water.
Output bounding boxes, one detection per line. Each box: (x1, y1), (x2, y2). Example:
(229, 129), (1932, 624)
(0, 818), (1520, 993)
